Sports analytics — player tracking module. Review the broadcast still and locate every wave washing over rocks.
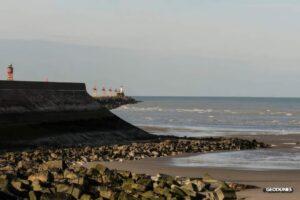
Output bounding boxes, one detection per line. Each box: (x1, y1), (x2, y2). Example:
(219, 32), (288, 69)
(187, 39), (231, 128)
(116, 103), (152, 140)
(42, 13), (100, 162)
(0, 138), (267, 199)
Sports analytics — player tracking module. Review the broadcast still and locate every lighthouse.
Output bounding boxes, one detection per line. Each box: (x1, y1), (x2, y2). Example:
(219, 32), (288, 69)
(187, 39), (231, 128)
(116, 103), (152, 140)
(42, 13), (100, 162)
(120, 86), (124, 94)
(6, 64), (14, 81)
(92, 85), (98, 97)
(102, 87), (106, 97)
(116, 86), (125, 97)
(108, 88), (113, 97)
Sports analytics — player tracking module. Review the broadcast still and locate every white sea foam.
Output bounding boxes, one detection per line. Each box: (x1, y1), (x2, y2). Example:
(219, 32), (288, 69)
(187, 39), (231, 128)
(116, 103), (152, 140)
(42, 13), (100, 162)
(144, 117), (153, 121)
(176, 108), (213, 114)
(126, 106), (165, 112)
(223, 109), (237, 114)
(120, 105), (129, 109)
(136, 124), (300, 137)
(171, 149), (300, 170)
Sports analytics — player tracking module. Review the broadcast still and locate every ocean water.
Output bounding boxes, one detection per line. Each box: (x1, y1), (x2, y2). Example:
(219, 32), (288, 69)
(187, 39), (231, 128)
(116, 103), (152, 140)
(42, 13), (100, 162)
(112, 97), (300, 170)
(112, 97), (300, 137)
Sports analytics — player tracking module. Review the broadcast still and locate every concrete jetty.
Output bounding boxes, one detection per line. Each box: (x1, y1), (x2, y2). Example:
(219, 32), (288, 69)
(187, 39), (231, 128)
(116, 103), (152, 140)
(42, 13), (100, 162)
(0, 80), (155, 150)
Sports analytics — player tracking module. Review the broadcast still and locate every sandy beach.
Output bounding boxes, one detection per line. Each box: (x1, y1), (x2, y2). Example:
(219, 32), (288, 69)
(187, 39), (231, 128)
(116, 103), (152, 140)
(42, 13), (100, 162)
(98, 134), (300, 200)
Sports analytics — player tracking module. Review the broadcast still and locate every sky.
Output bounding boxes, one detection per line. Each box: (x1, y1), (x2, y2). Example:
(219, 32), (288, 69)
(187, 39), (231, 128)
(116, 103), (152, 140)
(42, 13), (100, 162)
(0, 0), (300, 97)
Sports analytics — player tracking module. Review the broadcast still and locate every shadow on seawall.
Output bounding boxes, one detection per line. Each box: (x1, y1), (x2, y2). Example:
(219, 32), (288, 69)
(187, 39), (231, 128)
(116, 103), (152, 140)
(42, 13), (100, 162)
(0, 80), (155, 150)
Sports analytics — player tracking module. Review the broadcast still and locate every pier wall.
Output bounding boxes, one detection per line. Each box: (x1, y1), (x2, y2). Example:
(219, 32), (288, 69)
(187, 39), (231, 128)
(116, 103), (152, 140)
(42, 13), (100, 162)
(0, 81), (154, 150)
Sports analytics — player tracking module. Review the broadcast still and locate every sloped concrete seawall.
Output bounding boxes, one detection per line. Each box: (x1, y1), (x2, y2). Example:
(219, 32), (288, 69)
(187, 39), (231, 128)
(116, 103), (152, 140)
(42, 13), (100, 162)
(0, 81), (155, 150)
(0, 81), (99, 114)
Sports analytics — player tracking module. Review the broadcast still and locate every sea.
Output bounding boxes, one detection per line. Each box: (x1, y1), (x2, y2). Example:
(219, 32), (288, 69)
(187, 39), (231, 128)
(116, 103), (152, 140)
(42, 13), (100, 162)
(112, 97), (300, 170)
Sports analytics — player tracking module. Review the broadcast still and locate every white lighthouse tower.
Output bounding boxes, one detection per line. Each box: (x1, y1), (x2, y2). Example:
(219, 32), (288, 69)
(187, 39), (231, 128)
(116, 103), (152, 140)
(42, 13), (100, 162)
(92, 85), (98, 97)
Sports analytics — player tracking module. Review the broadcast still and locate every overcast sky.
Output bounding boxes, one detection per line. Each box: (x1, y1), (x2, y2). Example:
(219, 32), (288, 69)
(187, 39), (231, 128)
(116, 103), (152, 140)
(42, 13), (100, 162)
(0, 0), (300, 97)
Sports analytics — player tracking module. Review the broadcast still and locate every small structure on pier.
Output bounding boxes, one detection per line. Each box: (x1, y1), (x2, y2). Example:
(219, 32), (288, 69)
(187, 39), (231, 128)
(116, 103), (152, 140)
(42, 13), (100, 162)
(116, 86), (125, 97)
(6, 64), (14, 80)
(92, 85), (98, 97)
(95, 85), (125, 98)
(108, 88), (113, 97)
(102, 87), (106, 96)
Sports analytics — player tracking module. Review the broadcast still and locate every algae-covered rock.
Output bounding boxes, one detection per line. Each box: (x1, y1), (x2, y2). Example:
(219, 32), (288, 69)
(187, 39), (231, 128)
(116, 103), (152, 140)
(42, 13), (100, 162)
(94, 164), (109, 174)
(118, 191), (138, 200)
(214, 185), (237, 200)
(118, 170), (132, 179)
(140, 190), (158, 199)
(28, 171), (54, 183)
(180, 184), (197, 197)
(9, 179), (29, 197)
(137, 178), (153, 190)
(0, 175), (9, 190)
(55, 183), (70, 193)
(132, 183), (147, 192)
(31, 180), (43, 191)
(68, 185), (82, 199)
(190, 179), (206, 192)
(40, 192), (76, 200)
(40, 160), (63, 171)
(0, 165), (14, 172)
(157, 174), (176, 186)
(153, 186), (172, 198)
(80, 194), (92, 200)
(29, 191), (39, 200)
(99, 186), (115, 199)
(64, 169), (79, 180)
(171, 185), (187, 198)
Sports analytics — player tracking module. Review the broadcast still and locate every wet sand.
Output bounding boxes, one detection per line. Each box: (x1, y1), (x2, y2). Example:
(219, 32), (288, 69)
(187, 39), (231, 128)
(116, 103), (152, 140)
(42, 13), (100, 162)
(99, 134), (300, 200)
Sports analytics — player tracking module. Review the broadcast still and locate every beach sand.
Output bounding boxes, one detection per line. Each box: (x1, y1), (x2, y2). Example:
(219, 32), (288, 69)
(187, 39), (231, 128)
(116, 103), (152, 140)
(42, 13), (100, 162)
(97, 134), (300, 200)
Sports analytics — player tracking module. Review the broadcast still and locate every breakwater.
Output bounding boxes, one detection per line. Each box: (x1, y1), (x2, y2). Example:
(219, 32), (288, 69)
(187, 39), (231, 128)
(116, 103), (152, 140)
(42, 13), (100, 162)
(0, 81), (154, 150)
(94, 96), (138, 110)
